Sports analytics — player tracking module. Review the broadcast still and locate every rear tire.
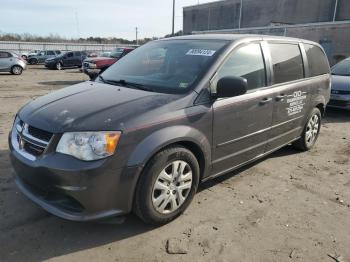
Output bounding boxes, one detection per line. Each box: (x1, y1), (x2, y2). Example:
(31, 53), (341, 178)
(28, 58), (38, 65)
(133, 146), (200, 225)
(292, 108), (321, 151)
(11, 65), (23, 75)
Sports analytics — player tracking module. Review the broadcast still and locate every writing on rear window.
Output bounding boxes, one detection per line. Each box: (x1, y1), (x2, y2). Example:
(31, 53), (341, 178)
(186, 49), (216, 56)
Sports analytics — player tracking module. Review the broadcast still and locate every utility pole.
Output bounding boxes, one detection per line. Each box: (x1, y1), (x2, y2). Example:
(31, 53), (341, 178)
(238, 0), (243, 29)
(172, 0), (175, 36)
(333, 0), (339, 22)
(135, 27), (138, 45)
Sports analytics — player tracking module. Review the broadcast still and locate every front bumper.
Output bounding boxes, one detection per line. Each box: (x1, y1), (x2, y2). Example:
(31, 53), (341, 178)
(45, 61), (56, 68)
(9, 128), (142, 221)
(328, 94), (350, 110)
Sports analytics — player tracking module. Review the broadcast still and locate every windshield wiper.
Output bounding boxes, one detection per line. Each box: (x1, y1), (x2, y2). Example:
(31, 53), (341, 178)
(99, 77), (153, 91)
(97, 75), (107, 83)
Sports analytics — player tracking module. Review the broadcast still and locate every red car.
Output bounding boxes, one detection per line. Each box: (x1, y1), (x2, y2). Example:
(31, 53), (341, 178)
(82, 47), (135, 79)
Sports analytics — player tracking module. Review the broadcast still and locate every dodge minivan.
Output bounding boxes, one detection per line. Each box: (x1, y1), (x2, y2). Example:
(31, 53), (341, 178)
(9, 35), (330, 225)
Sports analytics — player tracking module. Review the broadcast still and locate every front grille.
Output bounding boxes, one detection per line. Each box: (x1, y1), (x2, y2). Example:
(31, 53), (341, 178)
(329, 99), (350, 107)
(28, 125), (53, 142)
(14, 119), (53, 158)
(22, 138), (45, 156)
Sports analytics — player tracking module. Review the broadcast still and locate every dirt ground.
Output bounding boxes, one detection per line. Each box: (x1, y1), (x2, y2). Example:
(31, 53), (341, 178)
(0, 66), (349, 262)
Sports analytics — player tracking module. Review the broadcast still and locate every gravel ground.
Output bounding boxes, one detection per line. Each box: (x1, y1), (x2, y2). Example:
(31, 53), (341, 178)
(0, 66), (349, 262)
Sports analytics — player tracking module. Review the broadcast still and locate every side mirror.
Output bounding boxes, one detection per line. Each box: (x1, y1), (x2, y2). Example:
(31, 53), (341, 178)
(215, 76), (248, 98)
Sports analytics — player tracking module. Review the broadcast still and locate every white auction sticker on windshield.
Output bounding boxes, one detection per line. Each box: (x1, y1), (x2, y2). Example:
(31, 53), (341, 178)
(186, 49), (216, 56)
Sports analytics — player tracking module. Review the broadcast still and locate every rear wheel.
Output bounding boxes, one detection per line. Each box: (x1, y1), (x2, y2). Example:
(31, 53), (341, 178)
(293, 108), (321, 151)
(134, 146), (199, 225)
(28, 58), (38, 65)
(11, 65), (23, 75)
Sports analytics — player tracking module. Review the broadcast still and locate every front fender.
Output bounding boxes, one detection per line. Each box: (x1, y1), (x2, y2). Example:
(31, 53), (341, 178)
(127, 125), (211, 174)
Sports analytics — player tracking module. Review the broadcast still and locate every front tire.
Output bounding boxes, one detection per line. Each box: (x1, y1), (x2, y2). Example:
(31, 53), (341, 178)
(56, 62), (62, 70)
(134, 146), (200, 225)
(293, 108), (321, 151)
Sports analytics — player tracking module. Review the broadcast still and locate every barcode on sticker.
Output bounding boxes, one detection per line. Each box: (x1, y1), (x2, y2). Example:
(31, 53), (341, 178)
(186, 49), (216, 56)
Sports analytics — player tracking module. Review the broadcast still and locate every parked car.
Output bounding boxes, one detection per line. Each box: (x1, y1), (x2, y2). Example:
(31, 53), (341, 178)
(0, 51), (26, 75)
(27, 50), (61, 65)
(21, 50), (40, 60)
(99, 51), (112, 57)
(329, 57), (350, 110)
(82, 47), (135, 79)
(45, 51), (87, 70)
(9, 35), (330, 225)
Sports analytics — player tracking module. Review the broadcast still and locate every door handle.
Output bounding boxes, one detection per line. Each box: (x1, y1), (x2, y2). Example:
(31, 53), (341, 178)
(275, 94), (286, 101)
(259, 97), (272, 105)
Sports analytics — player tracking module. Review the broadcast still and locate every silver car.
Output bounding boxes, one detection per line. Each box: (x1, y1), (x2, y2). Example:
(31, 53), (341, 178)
(0, 51), (26, 75)
(329, 58), (350, 110)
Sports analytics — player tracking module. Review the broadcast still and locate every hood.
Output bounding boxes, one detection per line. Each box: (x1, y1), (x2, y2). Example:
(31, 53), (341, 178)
(331, 75), (350, 91)
(18, 81), (186, 133)
(84, 57), (115, 63)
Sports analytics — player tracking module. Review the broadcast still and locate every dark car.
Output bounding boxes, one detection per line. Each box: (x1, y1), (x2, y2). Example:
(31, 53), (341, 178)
(45, 51), (87, 70)
(329, 58), (350, 110)
(27, 50), (61, 65)
(82, 47), (135, 79)
(9, 35), (330, 225)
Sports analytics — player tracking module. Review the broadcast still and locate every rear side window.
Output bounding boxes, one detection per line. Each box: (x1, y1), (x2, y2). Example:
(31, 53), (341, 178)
(215, 43), (266, 91)
(47, 51), (55, 55)
(0, 52), (11, 58)
(269, 43), (304, 84)
(304, 44), (329, 76)
(74, 51), (81, 56)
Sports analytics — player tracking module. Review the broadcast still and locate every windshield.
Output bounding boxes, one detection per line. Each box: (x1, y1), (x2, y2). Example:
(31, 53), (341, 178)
(110, 48), (125, 58)
(100, 39), (229, 93)
(332, 59), (350, 76)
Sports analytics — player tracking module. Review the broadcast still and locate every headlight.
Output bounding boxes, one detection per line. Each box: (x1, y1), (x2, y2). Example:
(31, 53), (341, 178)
(89, 63), (97, 69)
(56, 131), (121, 161)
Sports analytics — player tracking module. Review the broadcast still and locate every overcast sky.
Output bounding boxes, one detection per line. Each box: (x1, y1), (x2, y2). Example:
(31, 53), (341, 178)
(0, 0), (213, 40)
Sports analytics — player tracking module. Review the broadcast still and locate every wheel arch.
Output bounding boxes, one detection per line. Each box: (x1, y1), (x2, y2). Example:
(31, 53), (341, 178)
(11, 64), (23, 70)
(315, 103), (325, 116)
(127, 125), (211, 181)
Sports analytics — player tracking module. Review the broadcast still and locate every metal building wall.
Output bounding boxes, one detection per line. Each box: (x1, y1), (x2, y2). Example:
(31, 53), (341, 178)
(183, 0), (350, 34)
(193, 21), (350, 65)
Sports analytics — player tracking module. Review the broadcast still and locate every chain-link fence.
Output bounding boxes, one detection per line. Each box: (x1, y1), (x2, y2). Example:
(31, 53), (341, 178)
(0, 41), (138, 54)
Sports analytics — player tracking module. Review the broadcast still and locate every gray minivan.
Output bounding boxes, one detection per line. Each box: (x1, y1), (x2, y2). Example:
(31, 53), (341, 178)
(9, 35), (330, 224)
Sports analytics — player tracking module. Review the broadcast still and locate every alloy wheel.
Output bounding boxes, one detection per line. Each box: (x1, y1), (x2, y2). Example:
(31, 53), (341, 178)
(305, 114), (320, 147)
(152, 160), (193, 214)
(12, 66), (22, 75)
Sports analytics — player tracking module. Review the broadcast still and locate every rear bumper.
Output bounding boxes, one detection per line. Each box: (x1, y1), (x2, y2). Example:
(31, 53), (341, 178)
(9, 132), (142, 221)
